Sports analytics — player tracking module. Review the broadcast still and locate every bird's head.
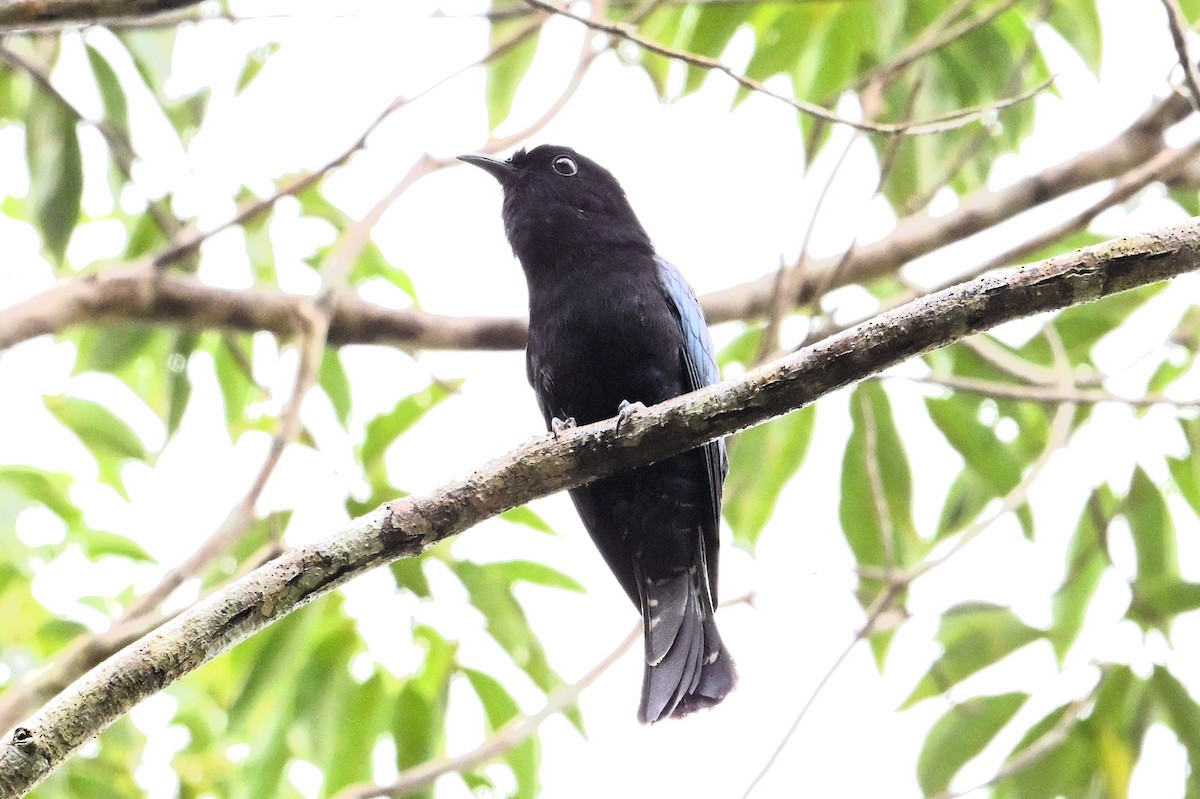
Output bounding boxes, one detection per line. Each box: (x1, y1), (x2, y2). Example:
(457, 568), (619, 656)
(459, 144), (652, 266)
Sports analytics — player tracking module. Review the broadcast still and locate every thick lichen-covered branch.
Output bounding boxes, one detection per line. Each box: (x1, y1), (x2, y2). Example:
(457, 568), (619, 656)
(0, 0), (201, 28)
(1, 219), (1198, 797)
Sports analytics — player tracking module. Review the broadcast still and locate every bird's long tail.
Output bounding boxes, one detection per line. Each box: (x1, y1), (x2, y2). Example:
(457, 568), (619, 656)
(637, 564), (736, 724)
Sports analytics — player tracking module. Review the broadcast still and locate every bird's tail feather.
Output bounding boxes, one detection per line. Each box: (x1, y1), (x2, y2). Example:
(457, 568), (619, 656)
(637, 566), (736, 724)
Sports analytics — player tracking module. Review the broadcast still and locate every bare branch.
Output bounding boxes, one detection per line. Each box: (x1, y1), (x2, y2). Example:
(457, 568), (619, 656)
(0, 0), (201, 29)
(1, 87), (1192, 357)
(901, 372), (1200, 409)
(704, 95), (1190, 323)
(0, 220), (1197, 796)
(1160, 0), (1200, 113)
(0, 266), (530, 352)
(813, 136), (1200, 356)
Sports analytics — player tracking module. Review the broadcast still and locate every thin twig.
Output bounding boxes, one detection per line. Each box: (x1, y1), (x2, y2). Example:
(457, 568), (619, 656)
(853, 0), (1022, 92)
(741, 579), (907, 799)
(755, 132), (857, 364)
(903, 0), (1048, 215)
(944, 136), (1200, 285)
(520, 0), (1052, 136)
(797, 67), (930, 346)
(898, 373), (1200, 409)
(153, 15), (546, 268)
(1160, 0), (1200, 114)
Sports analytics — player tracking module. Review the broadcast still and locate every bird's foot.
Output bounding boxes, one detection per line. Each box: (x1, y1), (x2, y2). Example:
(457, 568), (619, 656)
(551, 416), (576, 441)
(615, 400), (646, 434)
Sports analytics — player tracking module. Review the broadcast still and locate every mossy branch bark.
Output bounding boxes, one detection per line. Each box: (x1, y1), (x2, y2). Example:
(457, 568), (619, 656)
(1, 220), (1198, 797)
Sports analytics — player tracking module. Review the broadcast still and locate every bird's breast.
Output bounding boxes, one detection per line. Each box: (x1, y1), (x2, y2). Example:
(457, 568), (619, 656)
(526, 269), (685, 424)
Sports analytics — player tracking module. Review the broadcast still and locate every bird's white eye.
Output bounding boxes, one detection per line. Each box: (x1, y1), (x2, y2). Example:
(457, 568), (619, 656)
(552, 156), (578, 176)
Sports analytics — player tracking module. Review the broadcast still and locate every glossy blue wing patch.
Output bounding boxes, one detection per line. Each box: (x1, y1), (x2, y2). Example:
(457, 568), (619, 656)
(655, 255), (729, 558)
(654, 256), (720, 391)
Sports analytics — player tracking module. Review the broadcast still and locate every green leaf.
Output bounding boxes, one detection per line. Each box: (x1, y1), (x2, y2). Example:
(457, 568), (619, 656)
(45, 393), (149, 497)
(0, 465), (80, 526)
(393, 626), (456, 789)
(1170, 417), (1200, 519)
(85, 44), (130, 140)
(462, 668), (540, 799)
(716, 325), (763, 370)
(486, 19), (540, 129)
(499, 505), (556, 535)
(1169, 187), (1200, 218)
(226, 607), (313, 732)
(935, 468), (992, 540)
(165, 332), (198, 436)
(917, 692), (1029, 796)
(25, 87), (82, 264)
(212, 334), (261, 431)
(992, 703), (1094, 799)
(491, 560), (585, 593)
(1151, 666), (1200, 797)
(680, 5), (752, 95)
(124, 210), (168, 258)
(724, 405), (816, 551)
(234, 702), (298, 799)
(319, 349), (352, 427)
(35, 617), (89, 650)
(448, 561), (581, 730)
(322, 673), (385, 796)
(44, 395), (147, 461)
(390, 557), (431, 598)
(75, 528), (154, 564)
(1125, 467), (1180, 633)
(0, 61), (30, 124)
(841, 382), (922, 666)
(1050, 485), (1115, 661)
(350, 241), (419, 302)
(632, 6), (686, 98)
(1091, 666), (1150, 799)
(1046, 0), (1103, 74)
(926, 394), (1034, 537)
(902, 603), (1044, 708)
(235, 42), (280, 95)
(1129, 580), (1200, 626)
(164, 88), (211, 147)
(360, 381), (458, 488)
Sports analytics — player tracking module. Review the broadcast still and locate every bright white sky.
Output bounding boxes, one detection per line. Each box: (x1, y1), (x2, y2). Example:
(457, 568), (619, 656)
(3, 1), (1200, 797)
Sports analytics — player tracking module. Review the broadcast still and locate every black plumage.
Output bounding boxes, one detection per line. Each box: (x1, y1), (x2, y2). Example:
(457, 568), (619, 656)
(460, 145), (736, 723)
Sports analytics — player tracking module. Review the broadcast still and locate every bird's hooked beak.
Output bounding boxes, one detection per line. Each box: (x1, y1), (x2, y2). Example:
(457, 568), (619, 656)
(457, 153), (515, 184)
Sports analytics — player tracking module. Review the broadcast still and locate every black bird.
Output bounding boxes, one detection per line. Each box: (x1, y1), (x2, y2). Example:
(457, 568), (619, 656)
(460, 145), (736, 723)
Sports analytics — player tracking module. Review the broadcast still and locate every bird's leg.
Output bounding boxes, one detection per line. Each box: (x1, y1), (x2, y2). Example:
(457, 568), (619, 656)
(615, 399), (646, 434)
(551, 416), (576, 441)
